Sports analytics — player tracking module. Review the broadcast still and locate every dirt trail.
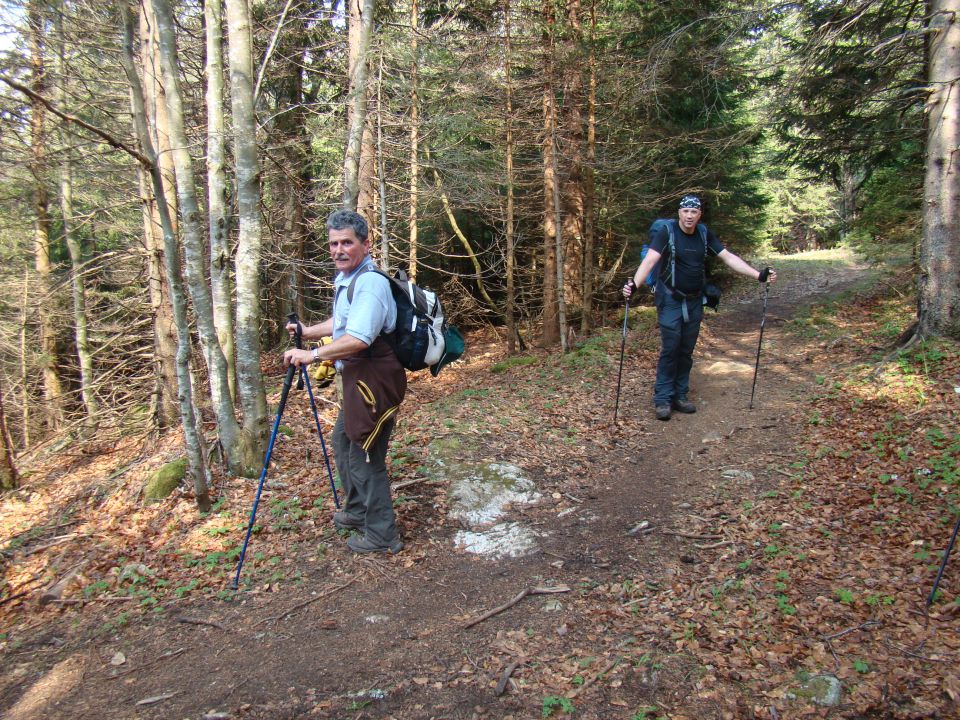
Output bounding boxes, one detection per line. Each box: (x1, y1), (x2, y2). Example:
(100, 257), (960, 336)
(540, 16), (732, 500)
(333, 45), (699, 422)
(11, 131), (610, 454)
(0, 251), (878, 720)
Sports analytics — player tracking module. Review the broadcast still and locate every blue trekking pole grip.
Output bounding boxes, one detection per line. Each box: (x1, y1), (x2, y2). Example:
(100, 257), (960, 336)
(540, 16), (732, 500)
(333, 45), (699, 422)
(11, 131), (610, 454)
(289, 312), (340, 509)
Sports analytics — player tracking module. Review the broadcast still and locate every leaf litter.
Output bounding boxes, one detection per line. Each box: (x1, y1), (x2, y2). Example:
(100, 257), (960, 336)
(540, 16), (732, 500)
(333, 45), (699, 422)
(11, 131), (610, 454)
(0, 256), (958, 719)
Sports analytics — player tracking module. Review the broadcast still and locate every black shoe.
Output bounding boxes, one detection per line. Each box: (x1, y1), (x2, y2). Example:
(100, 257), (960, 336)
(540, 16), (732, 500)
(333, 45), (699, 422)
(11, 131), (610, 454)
(333, 511), (363, 531)
(347, 535), (404, 554)
(655, 404), (672, 421)
(672, 398), (696, 414)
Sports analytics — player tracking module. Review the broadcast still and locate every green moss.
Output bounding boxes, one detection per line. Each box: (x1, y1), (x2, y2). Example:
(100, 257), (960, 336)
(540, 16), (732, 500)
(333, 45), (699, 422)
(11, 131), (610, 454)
(144, 458), (187, 503)
(490, 355), (538, 374)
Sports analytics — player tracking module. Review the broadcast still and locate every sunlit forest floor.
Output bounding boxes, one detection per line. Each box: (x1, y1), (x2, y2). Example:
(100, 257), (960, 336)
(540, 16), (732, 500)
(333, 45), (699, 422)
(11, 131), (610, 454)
(2, 247), (958, 719)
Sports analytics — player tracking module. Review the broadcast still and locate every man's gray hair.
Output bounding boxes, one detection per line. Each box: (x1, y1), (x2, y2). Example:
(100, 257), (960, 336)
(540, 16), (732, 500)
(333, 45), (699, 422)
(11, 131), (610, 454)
(326, 209), (369, 241)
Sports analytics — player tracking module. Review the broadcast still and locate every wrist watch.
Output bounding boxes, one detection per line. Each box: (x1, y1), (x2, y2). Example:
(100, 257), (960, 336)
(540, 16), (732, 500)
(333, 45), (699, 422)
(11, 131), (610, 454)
(312, 347), (320, 361)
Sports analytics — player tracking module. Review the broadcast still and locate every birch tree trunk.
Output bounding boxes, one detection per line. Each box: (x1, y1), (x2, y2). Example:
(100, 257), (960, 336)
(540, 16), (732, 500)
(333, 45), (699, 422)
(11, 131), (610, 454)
(225, 0), (268, 458)
(55, 10), (98, 431)
(343, 0), (375, 211)
(121, 4), (210, 512)
(138, 0), (179, 428)
(206, 0), (237, 402)
(29, 0), (63, 433)
(152, 0), (249, 475)
(919, 0), (960, 339)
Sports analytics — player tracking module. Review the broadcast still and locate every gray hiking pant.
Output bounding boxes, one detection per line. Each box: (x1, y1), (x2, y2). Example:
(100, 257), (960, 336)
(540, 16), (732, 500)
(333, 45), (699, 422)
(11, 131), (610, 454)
(331, 409), (399, 547)
(653, 290), (703, 405)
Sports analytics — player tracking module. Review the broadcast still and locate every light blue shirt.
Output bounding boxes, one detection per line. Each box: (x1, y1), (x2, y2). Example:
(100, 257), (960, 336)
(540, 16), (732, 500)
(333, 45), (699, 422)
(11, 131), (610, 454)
(332, 256), (396, 347)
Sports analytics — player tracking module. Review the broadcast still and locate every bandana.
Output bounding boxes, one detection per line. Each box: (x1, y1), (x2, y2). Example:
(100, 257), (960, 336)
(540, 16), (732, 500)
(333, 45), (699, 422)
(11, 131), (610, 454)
(679, 195), (702, 210)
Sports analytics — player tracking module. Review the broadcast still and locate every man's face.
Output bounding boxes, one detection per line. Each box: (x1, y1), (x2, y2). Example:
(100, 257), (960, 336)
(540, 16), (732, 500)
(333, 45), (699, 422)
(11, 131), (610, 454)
(678, 207), (702, 233)
(328, 227), (369, 274)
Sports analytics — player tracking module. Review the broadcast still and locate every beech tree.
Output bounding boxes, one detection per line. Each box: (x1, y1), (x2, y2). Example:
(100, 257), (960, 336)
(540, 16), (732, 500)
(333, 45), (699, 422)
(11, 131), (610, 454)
(919, 0), (960, 339)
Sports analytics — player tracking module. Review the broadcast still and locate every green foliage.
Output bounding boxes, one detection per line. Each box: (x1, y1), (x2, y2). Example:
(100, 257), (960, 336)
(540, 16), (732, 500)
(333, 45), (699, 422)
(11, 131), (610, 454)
(541, 695), (575, 717)
(834, 588), (856, 605)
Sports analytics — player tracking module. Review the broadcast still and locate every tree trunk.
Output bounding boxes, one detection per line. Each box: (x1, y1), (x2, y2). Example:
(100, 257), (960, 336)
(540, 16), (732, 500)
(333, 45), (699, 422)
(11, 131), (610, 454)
(29, 0), (63, 433)
(121, 4), (210, 512)
(0, 375), (18, 491)
(504, 0), (516, 354)
(55, 10), (98, 432)
(19, 269), (30, 447)
(343, 0), (375, 211)
(919, 0), (960, 339)
(152, 0), (248, 477)
(376, 51), (390, 270)
(408, 0), (419, 281)
(541, 0), (560, 347)
(551, 119), (568, 353)
(561, 0), (585, 316)
(580, 0), (597, 335)
(139, 0), (179, 429)
(224, 0), (268, 459)
(206, 0), (237, 403)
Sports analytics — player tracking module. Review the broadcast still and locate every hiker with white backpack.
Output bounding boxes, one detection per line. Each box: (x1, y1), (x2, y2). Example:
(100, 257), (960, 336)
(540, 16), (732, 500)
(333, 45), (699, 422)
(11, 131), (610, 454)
(623, 194), (777, 421)
(283, 209), (407, 554)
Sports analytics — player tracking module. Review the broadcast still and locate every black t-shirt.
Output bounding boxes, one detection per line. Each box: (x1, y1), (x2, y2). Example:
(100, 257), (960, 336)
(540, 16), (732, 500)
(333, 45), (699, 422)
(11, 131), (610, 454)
(649, 219), (725, 294)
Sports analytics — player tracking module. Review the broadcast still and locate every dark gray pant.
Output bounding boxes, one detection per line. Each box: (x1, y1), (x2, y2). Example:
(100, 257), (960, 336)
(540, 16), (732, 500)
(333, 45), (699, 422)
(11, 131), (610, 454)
(331, 410), (399, 546)
(653, 291), (703, 405)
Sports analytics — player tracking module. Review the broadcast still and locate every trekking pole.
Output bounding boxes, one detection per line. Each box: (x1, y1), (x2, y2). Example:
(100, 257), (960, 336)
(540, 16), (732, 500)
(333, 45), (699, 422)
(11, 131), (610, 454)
(613, 296), (630, 423)
(230, 353), (298, 590)
(927, 512), (960, 607)
(288, 313), (340, 509)
(748, 277), (771, 410)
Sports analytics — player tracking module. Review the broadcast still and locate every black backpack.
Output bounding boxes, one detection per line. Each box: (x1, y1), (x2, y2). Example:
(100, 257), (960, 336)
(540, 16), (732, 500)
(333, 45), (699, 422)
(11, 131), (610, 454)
(348, 266), (464, 374)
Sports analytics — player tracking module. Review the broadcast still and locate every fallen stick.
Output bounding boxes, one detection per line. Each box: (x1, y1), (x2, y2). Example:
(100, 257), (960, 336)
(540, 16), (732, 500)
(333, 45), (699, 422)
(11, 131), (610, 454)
(26, 533), (78, 556)
(661, 530), (723, 541)
(39, 560), (88, 605)
(494, 661), (523, 696)
(464, 585), (571, 629)
(392, 476), (443, 491)
(566, 657), (620, 699)
(694, 540), (732, 550)
(136, 691), (180, 706)
(176, 616), (225, 630)
(49, 595), (137, 605)
(108, 648), (186, 680)
(255, 577), (357, 626)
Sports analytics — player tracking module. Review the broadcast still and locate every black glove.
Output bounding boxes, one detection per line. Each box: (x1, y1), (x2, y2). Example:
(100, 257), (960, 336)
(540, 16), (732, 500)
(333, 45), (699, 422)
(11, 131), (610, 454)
(758, 267), (772, 283)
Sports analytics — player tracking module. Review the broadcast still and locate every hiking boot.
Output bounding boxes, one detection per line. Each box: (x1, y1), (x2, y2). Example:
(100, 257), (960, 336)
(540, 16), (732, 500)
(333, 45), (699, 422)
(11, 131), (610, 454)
(333, 511), (363, 531)
(347, 535), (404, 555)
(655, 404), (672, 421)
(672, 398), (696, 414)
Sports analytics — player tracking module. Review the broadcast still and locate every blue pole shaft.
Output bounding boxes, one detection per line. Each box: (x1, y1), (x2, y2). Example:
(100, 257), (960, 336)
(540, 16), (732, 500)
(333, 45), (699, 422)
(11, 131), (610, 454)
(928, 512), (960, 607)
(749, 282), (770, 410)
(300, 367), (340, 508)
(230, 365), (295, 589)
(614, 298), (630, 422)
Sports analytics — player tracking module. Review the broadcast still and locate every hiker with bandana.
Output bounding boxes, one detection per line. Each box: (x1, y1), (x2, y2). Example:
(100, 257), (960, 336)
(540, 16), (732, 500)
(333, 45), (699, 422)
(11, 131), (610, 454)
(623, 195), (777, 421)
